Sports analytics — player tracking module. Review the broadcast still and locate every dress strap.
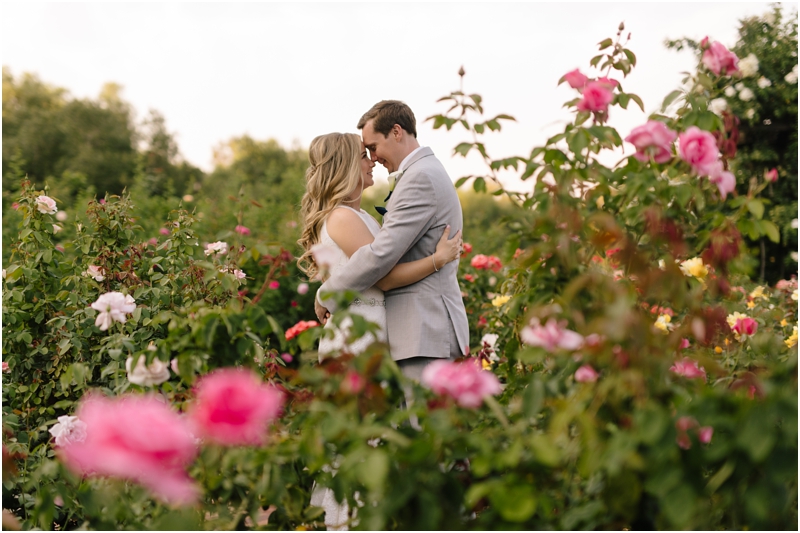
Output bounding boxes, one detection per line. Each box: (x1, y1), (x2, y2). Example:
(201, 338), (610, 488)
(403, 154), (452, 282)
(333, 205), (363, 215)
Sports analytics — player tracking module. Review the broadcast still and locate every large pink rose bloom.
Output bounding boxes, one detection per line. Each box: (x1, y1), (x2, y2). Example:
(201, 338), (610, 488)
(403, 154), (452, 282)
(678, 126), (720, 176)
(58, 395), (200, 505)
(421, 359), (502, 409)
(563, 69), (588, 89)
(702, 40), (739, 76)
(520, 318), (584, 352)
(625, 121), (677, 163)
(577, 81), (614, 113)
(188, 368), (284, 446)
(732, 317), (758, 337)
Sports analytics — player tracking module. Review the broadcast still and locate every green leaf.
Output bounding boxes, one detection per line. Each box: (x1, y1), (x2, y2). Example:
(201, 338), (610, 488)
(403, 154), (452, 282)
(597, 38), (613, 50)
(454, 177), (470, 188)
(454, 142), (473, 157)
(490, 484), (537, 522)
(589, 54), (604, 68)
(628, 93), (645, 112)
(623, 48), (637, 66)
(356, 450), (388, 493)
(760, 220), (780, 243)
(747, 199), (764, 220)
(661, 90), (683, 111)
(473, 177), (487, 193)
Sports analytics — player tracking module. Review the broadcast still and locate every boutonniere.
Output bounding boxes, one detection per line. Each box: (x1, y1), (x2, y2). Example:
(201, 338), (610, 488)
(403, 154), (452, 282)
(387, 170), (404, 191)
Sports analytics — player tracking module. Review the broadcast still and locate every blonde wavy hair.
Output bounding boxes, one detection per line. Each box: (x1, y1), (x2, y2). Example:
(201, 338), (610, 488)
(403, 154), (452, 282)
(297, 132), (363, 280)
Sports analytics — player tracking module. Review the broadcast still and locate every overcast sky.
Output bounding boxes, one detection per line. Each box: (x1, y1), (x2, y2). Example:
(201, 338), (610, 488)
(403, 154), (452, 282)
(2, 2), (782, 191)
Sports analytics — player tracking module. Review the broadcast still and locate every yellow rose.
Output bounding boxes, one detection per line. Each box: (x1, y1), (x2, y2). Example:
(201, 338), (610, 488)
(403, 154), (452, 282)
(786, 327), (798, 349)
(654, 314), (672, 334)
(679, 257), (708, 279)
(491, 295), (511, 307)
(781, 319), (788, 327)
(714, 346), (723, 354)
(749, 286), (766, 299)
(746, 300), (756, 309)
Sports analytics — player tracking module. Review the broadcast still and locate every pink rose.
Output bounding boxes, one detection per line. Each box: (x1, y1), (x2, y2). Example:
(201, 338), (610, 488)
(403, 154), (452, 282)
(698, 426), (714, 444)
(470, 254), (502, 272)
(2, 362), (8, 373)
(563, 69), (588, 89)
(235, 225), (251, 236)
(709, 167), (736, 199)
(624, 121), (677, 164)
(576, 81), (614, 113)
(595, 77), (620, 89)
(159, 227), (170, 236)
(268, 281), (280, 290)
(669, 357), (707, 380)
(280, 353), (293, 363)
(421, 359), (502, 409)
(520, 318), (584, 352)
(297, 283), (309, 295)
(678, 126), (720, 176)
(702, 40), (739, 76)
(58, 394), (200, 505)
(187, 368), (284, 446)
(765, 168), (778, 182)
(341, 370), (366, 395)
(680, 338), (691, 350)
(732, 317), (758, 336)
(11, 202), (19, 210)
(285, 320), (319, 340)
(574, 365), (599, 383)
(148, 237), (158, 246)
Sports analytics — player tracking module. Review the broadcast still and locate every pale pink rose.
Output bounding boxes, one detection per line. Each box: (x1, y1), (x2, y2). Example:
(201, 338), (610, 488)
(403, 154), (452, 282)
(341, 370), (366, 395)
(574, 365), (599, 383)
(170, 358), (180, 375)
(11, 202), (19, 210)
(91, 292), (136, 331)
(56, 210), (68, 222)
(732, 317), (758, 336)
(148, 237), (158, 246)
(233, 269), (246, 280)
(83, 265), (105, 282)
(187, 368), (284, 446)
(280, 353), (293, 363)
(55, 245), (65, 253)
(625, 121), (677, 163)
(311, 243), (338, 272)
(676, 431), (692, 450)
(58, 394), (200, 505)
(680, 338), (691, 350)
(48, 415), (87, 447)
(204, 241), (228, 256)
(669, 357), (707, 380)
(35, 195), (58, 215)
(765, 168), (778, 182)
(678, 126), (721, 176)
(702, 40), (739, 76)
(676, 416), (698, 432)
(1, 362), (8, 373)
(421, 359), (502, 409)
(159, 227), (170, 236)
(297, 282), (309, 295)
(576, 81), (614, 113)
(520, 318), (584, 352)
(126, 355), (170, 387)
(98, 198), (106, 205)
(235, 225), (251, 236)
(54, 496), (64, 507)
(583, 333), (604, 348)
(563, 68), (588, 89)
(698, 426), (713, 444)
(268, 280), (280, 290)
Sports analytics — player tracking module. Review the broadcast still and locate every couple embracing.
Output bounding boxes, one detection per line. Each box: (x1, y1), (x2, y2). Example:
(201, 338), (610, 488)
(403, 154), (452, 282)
(298, 99), (469, 381)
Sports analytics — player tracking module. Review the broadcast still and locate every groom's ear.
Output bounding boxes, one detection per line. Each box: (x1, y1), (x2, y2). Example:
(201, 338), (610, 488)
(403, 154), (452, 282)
(391, 124), (403, 141)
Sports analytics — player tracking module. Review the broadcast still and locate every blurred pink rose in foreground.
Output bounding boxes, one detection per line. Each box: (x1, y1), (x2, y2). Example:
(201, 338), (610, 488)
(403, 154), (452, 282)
(674, 416), (713, 449)
(625, 121), (677, 164)
(520, 318), (584, 352)
(576, 81), (614, 113)
(678, 126), (721, 176)
(235, 225), (251, 236)
(187, 368), (284, 446)
(297, 282), (309, 295)
(341, 370), (366, 395)
(1, 362), (8, 372)
(471, 254), (502, 272)
(574, 365), (599, 383)
(701, 39), (739, 76)
(421, 359), (502, 409)
(268, 280), (280, 290)
(670, 357), (707, 380)
(698, 426), (714, 444)
(563, 68), (588, 89)
(58, 394), (200, 505)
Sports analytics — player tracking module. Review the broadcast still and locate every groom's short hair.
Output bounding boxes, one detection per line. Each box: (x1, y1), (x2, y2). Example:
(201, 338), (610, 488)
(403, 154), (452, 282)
(357, 100), (417, 138)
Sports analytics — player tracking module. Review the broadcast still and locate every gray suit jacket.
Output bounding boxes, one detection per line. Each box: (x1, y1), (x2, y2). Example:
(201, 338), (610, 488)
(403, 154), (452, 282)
(318, 147), (469, 361)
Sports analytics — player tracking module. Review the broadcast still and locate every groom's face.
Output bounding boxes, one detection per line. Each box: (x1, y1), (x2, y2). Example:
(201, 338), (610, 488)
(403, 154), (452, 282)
(361, 120), (399, 172)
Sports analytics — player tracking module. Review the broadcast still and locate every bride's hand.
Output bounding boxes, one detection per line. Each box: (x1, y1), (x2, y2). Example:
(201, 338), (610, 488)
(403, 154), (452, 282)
(434, 225), (463, 267)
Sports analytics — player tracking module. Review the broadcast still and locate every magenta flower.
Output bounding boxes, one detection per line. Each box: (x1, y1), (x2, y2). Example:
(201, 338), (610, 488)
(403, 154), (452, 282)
(698, 426), (714, 444)
(576, 81), (614, 113)
(732, 317), (758, 337)
(669, 357), (707, 380)
(520, 318), (584, 352)
(562, 68), (588, 89)
(58, 395), (200, 505)
(679, 338), (691, 350)
(574, 365), (599, 383)
(159, 227), (170, 236)
(341, 370), (366, 395)
(268, 280), (280, 290)
(707, 162), (737, 199)
(702, 40), (739, 76)
(187, 368), (284, 446)
(235, 225), (251, 236)
(421, 359), (502, 409)
(765, 168), (778, 183)
(678, 126), (721, 176)
(624, 121), (677, 163)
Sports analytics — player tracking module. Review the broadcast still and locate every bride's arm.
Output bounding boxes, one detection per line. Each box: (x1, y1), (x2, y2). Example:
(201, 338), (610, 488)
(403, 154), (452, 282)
(326, 209), (463, 292)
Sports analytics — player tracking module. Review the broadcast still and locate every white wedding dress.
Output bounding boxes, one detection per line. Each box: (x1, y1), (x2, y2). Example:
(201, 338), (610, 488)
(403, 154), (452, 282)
(311, 205), (386, 530)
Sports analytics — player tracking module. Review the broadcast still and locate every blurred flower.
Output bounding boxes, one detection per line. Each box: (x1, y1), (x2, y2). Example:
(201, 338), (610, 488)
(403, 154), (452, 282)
(625, 120), (677, 163)
(757, 76), (772, 88)
(297, 283), (309, 295)
(91, 292), (136, 331)
(471, 254), (502, 272)
(421, 359), (502, 409)
(35, 195), (58, 215)
(736, 53), (758, 77)
(481, 333), (499, 354)
(708, 164), (736, 199)
(58, 394), (200, 505)
(576, 81), (614, 113)
(765, 168), (778, 182)
(148, 237), (158, 246)
(763, 11), (775, 25)
(724, 86), (736, 97)
(563, 68), (588, 89)
(55, 210), (68, 222)
(311, 243), (338, 273)
(702, 40), (740, 76)
(285, 320), (319, 340)
(670, 357), (706, 379)
(463, 274), (476, 283)
(792, 289), (798, 301)
(462, 242), (473, 254)
(281, 353), (293, 363)
(170, 358), (180, 375)
(786, 327), (798, 349)
(204, 241), (228, 256)
(160, 227), (170, 236)
(714, 346), (723, 354)
(269, 280), (280, 290)
(746, 300), (756, 309)
(55, 245), (65, 253)
(187, 368), (284, 446)
(147, 341), (157, 352)
(286, 220), (298, 228)
(679, 257), (708, 279)
(491, 294), (511, 307)
(126, 355), (170, 387)
(83, 265), (105, 282)
(1, 362), (8, 372)
(738, 87), (754, 101)
(678, 127), (720, 176)
(727, 312), (758, 340)
(341, 370), (366, 395)
(98, 198), (106, 205)
(708, 98), (727, 116)
(744, 108), (755, 119)
(235, 225), (251, 236)
(11, 202), (19, 210)
(680, 338), (691, 349)
(698, 426), (714, 444)
(521, 318), (584, 352)
(784, 65), (798, 84)
(48, 415), (87, 447)
(574, 365), (599, 383)
(182, 194), (194, 202)
(654, 314), (673, 334)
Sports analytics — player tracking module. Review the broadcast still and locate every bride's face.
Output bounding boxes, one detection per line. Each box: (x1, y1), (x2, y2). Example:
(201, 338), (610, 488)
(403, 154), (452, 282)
(359, 143), (375, 189)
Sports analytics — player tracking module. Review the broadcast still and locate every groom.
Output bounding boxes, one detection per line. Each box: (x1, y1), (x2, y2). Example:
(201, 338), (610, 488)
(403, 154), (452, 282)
(315, 100), (469, 380)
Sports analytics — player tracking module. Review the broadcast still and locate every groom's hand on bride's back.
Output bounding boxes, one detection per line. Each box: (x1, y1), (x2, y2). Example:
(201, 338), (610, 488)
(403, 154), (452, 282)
(315, 298), (330, 324)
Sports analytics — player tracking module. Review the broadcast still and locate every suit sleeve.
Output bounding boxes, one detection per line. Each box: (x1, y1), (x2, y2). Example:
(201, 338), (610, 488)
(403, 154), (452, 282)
(318, 171), (437, 311)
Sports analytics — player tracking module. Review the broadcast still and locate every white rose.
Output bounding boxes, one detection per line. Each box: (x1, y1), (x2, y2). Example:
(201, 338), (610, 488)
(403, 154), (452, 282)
(2, 269), (5, 279)
(785, 69), (798, 85)
(739, 88), (755, 101)
(52, 224), (62, 234)
(744, 109), (756, 119)
(91, 292), (136, 331)
(735, 82), (746, 91)
(738, 54), (759, 78)
(55, 211), (68, 222)
(757, 77), (772, 89)
(709, 98), (728, 115)
(126, 354), (170, 387)
(204, 241), (228, 256)
(763, 11), (775, 25)
(724, 86), (736, 97)
(35, 195), (58, 215)
(48, 415), (87, 447)
(83, 265), (105, 282)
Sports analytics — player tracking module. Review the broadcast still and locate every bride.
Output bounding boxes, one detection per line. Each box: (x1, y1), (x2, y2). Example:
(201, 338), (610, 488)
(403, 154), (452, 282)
(296, 132), (462, 530)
